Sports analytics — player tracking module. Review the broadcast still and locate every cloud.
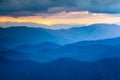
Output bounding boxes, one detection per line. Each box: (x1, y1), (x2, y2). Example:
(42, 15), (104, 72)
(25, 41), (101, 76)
(0, 0), (76, 17)
(76, 0), (120, 13)
(0, 11), (120, 26)
(0, 0), (120, 17)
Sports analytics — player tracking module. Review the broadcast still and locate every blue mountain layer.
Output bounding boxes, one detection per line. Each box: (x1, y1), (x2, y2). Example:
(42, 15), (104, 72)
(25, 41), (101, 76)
(1, 24), (120, 48)
(0, 57), (120, 80)
(1, 37), (120, 62)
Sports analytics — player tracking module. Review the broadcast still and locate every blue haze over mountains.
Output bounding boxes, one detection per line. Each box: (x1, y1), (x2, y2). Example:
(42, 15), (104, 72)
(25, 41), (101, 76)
(1, 24), (120, 80)
(1, 24), (120, 61)
(1, 24), (120, 48)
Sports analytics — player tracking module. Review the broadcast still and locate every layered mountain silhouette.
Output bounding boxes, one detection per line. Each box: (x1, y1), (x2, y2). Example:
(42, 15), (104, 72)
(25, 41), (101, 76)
(1, 24), (120, 80)
(1, 24), (120, 48)
(0, 37), (120, 62)
(0, 57), (120, 80)
(14, 42), (61, 53)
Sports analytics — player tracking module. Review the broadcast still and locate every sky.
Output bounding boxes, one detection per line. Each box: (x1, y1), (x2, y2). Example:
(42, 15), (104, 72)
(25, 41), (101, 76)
(0, 0), (120, 28)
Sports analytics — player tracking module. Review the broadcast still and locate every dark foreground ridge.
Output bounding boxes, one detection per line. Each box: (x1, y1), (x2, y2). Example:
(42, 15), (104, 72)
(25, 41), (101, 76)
(0, 57), (120, 80)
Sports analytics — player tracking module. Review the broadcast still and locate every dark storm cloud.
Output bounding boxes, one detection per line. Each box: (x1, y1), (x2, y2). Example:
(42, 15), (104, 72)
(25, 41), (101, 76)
(76, 0), (120, 14)
(0, 0), (120, 17)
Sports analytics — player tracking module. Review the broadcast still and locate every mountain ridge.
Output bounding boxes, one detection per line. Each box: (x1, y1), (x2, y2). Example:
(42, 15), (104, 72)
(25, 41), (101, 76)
(1, 57), (120, 80)
(1, 37), (120, 62)
(1, 23), (120, 48)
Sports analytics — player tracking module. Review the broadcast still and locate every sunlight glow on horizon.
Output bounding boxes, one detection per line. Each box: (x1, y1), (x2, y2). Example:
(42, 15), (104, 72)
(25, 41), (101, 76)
(0, 11), (120, 26)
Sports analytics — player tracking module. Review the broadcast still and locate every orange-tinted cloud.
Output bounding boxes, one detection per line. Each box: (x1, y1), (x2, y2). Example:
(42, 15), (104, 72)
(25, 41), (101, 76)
(0, 11), (120, 26)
